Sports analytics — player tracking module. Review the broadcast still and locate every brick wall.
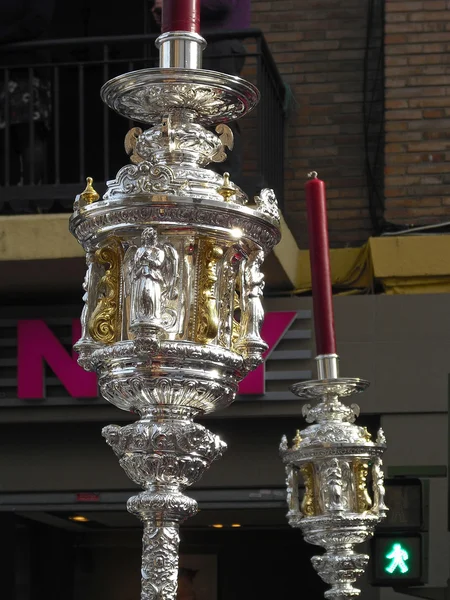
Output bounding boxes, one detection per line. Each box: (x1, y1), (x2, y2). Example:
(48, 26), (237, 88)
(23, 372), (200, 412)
(384, 0), (450, 227)
(251, 0), (381, 248)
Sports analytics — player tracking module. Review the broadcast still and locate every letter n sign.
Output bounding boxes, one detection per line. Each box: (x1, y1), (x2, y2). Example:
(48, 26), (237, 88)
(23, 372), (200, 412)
(17, 320), (98, 399)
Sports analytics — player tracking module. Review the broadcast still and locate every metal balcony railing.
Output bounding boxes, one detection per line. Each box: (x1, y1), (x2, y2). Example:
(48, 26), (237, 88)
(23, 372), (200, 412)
(0, 29), (286, 215)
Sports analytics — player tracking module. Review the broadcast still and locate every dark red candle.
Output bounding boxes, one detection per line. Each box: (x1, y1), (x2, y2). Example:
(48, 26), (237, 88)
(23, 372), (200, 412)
(162, 0), (200, 34)
(305, 172), (337, 356)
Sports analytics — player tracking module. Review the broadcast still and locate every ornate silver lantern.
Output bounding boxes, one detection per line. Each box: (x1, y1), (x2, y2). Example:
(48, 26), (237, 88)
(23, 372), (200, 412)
(69, 27), (280, 600)
(280, 354), (388, 600)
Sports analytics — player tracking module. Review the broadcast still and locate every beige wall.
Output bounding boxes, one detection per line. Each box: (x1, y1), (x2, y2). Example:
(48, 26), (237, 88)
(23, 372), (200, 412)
(265, 293), (450, 414)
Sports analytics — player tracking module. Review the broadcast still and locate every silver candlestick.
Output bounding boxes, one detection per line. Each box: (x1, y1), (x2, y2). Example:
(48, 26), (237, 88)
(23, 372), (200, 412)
(70, 30), (281, 600)
(280, 354), (388, 600)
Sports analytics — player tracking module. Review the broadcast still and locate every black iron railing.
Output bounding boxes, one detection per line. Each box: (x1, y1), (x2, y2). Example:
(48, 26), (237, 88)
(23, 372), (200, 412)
(0, 29), (285, 214)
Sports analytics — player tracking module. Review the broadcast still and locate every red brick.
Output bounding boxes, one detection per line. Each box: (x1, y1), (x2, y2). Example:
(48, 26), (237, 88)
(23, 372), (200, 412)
(385, 23), (425, 34)
(385, 166), (407, 175)
(386, 153), (422, 164)
(386, 86), (446, 98)
(385, 109), (423, 120)
(407, 75), (450, 86)
(386, 143), (409, 153)
(407, 162), (449, 174)
(385, 132), (422, 143)
(385, 175), (421, 186)
(385, 99), (409, 109)
(386, 56), (408, 66)
(408, 141), (450, 151)
(388, 198), (443, 208)
(386, 2), (423, 11)
(404, 33), (450, 44)
(385, 34), (409, 45)
(386, 13), (408, 23)
(385, 121), (409, 132)
(423, 109), (446, 118)
(410, 11), (450, 22)
(385, 76), (407, 88)
(422, 131), (450, 140)
(425, 1), (447, 9)
(408, 117), (450, 131)
(408, 53), (450, 65)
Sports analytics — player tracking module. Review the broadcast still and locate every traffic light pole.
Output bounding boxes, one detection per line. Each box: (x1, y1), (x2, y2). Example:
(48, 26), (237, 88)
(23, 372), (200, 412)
(392, 377), (450, 600)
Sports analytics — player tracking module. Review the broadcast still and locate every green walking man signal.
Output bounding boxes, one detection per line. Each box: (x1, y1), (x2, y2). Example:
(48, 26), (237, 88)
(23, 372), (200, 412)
(371, 478), (426, 586)
(385, 543), (409, 574)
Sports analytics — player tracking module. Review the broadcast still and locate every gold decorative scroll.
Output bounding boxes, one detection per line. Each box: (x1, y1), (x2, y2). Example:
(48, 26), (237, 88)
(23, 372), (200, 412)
(124, 127), (144, 164)
(362, 427), (372, 442)
(353, 459), (372, 513)
(300, 463), (316, 517)
(212, 125), (234, 164)
(88, 237), (124, 344)
(194, 238), (223, 344)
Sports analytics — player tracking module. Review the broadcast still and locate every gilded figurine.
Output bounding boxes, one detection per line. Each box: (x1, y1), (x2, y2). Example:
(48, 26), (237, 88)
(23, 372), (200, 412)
(194, 239), (224, 344)
(353, 460), (372, 513)
(300, 463), (316, 517)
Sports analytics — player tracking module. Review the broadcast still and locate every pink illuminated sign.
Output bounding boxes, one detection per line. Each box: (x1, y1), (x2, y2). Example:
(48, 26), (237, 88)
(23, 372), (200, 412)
(238, 311), (296, 395)
(16, 312), (297, 400)
(17, 320), (98, 399)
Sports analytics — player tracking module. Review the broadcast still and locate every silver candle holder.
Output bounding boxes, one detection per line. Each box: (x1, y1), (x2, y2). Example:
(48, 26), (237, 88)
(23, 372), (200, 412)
(280, 354), (388, 600)
(70, 29), (281, 600)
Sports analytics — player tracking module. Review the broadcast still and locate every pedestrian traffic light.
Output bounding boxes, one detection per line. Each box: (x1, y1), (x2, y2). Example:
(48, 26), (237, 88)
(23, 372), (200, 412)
(370, 478), (428, 587)
(371, 534), (424, 586)
(378, 478), (423, 531)
(384, 542), (409, 574)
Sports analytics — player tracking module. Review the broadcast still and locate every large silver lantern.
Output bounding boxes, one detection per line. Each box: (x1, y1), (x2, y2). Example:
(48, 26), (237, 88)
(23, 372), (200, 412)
(69, 28), (280, 600)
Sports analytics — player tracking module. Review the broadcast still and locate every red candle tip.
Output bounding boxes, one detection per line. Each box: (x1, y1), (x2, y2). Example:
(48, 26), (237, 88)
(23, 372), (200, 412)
(162, 0), (201, 34)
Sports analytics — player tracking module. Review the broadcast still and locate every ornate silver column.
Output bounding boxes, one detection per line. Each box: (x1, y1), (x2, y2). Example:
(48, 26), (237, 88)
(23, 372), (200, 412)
(280, 354), (388, 600)
(70, 29), (281, 600)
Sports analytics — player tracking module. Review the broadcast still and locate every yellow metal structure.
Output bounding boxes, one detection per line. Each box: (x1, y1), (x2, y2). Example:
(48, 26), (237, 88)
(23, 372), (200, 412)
(1, 213), (450, 294)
